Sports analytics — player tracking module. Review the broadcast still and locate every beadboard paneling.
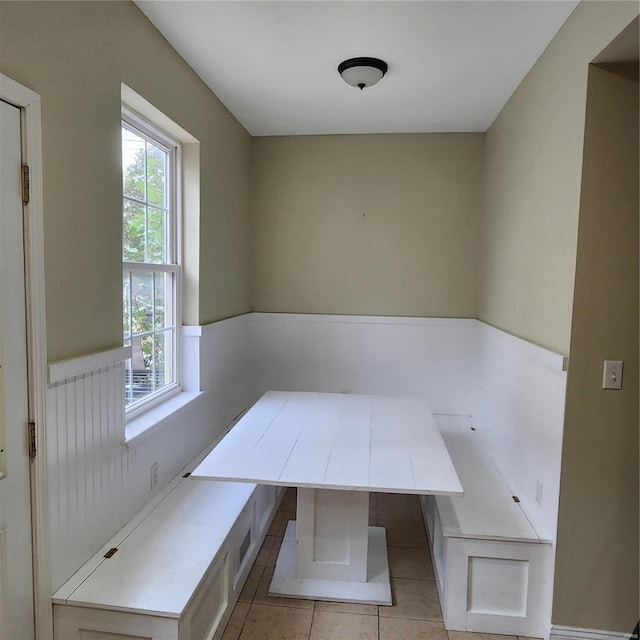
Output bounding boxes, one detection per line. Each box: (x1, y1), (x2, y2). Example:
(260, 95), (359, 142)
(47, 317), (255, 592)
(47, 364), (130, 591)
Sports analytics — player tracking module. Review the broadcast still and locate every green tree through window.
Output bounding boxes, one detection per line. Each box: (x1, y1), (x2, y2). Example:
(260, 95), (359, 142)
(122, 114), (179, 411)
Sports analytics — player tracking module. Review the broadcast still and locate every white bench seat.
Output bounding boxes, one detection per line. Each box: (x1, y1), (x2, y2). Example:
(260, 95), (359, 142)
(434, 421), (543, 543)
(422, 415), (553, 639)
(53, 460), (282, 640)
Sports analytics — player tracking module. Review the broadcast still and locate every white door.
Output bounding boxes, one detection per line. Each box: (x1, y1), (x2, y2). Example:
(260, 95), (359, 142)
(0, 99), (34, 639)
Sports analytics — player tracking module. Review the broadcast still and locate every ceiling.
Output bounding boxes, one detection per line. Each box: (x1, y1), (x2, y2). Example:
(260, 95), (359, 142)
(136, 1), (580, 136)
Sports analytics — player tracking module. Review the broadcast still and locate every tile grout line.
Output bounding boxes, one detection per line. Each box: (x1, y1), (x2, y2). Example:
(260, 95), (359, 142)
(232, 490), (447, 639)
(308, 605), (316, 640)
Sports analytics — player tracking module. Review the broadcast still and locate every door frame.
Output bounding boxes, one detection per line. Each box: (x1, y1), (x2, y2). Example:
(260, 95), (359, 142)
(0, 74), (51, 639)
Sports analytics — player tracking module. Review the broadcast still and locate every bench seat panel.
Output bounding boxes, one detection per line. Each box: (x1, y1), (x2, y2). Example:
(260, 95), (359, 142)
(423, 415), (554, 639)
(54, 605), (178, 640)
(64, 480), (254, 617)
(434, 416), (539, 543)
(53, 464), (284, 640)
(445, 538), (553, 637)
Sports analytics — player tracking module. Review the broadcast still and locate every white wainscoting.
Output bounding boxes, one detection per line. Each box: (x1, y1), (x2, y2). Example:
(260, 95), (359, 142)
(248, 313), (566, 545)
(474, 323), (567, 543)
(46, 312), (567, 596)
(184, 314), (254, 430)
(46, 316), (255, 592)
(47, 363), (128, 592)
(249, 314), (482, 415)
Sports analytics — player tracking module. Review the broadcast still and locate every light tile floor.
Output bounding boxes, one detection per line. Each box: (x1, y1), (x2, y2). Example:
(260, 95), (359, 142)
(221, 489), (538, 640)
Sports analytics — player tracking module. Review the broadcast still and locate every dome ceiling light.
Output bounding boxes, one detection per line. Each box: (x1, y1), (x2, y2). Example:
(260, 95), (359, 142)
(338, 57), (388, 90)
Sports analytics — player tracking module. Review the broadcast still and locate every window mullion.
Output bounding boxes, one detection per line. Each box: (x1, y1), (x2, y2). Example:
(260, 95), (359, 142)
(128, 271), (133, 342)
(165, 152), (170, 263)
(127, 269), (134, 406)
(123, 195), (168, 212)
(123, 262), (178, 273)
(144, 207), (149, 265)
(127, 326), (174, 341)
(151, 273), (157, 393)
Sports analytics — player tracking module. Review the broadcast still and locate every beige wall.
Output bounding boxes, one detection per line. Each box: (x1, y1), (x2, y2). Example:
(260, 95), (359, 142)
(481, 1), (639, 354)
(2, 0), (639, 632)
(0, 1), (251, 362)
(554, 64), (639, 632)
(250, 134), (484, 318)
(481, 2), (639, 632)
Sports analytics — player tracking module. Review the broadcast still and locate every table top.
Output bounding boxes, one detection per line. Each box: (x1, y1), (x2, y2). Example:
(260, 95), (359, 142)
(192, 391), (463, 496)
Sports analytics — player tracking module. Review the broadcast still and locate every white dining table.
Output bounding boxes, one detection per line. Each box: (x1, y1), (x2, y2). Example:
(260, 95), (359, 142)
(192, 390), (463, 605)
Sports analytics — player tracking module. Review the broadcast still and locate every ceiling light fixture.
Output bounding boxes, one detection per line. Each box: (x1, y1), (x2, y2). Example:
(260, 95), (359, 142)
(338, 57), (388, 90)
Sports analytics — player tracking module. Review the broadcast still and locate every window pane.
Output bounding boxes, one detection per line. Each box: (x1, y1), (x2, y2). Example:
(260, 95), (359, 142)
(154, 271), (166, 330)
(123, 199), (146, 262)
(123, 267), (174, 409)
(130, 271), (153, 336)
(140, 334), (154, 380)
(132, 334), (153, 399)
(154, 332), (169, 388)
(124, 361), (134, 406)
(147, 206), (166, 263)
(123, 272), (132, 338)
(125, 335), (151, 405)
(124, 330), (173, 405)
(122, 128), (145, 201)
(146, 143), (166, 208)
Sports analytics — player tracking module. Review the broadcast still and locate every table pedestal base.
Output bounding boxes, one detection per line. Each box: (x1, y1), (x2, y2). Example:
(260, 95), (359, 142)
(269, 521), (392, 605)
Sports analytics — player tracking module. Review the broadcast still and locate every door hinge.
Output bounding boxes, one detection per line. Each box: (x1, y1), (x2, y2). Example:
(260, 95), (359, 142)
(27, 422), (36, 458)
(21, 164), (30, 204)
(104, 547), (118, 559)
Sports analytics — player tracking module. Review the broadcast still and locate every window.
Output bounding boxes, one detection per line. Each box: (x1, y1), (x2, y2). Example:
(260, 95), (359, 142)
(122, 110), (181, 413)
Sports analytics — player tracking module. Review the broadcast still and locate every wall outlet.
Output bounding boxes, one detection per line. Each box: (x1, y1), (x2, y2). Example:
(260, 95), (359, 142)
(150, 462), (159, 490)
(535, 480), (544, 506)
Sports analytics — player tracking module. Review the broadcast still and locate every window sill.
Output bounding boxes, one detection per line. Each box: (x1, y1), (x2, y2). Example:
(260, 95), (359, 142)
(123, 390), (203, 448)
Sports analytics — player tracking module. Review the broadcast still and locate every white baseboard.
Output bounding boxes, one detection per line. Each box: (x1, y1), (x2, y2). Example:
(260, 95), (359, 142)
(551, 624), (635, 640)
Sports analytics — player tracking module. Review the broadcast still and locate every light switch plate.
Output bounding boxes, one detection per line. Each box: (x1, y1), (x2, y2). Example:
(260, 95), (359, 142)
(602, 360), (623, 390)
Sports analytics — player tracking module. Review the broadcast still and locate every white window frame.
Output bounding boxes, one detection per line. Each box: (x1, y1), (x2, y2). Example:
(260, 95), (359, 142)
(121, 106), (182, 418)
